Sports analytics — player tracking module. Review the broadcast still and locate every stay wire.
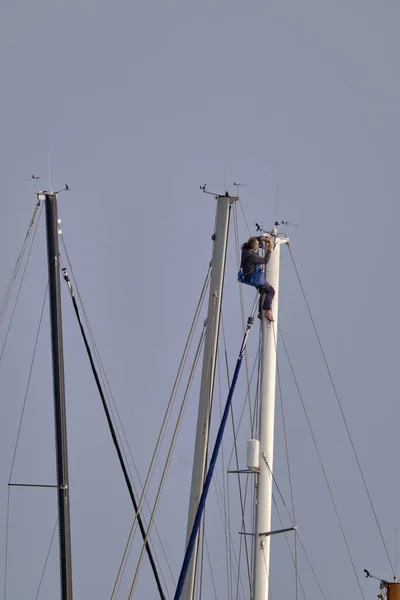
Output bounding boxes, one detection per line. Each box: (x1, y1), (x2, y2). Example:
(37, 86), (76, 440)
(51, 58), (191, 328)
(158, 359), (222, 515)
(3, 280), (48, 600)
(227, 327), (260, 469)
(62, 270), (167, 600)
(238, 200), (251, 237)
(216, 353), (232, 600)
(111, 272), (209, 600)
(0, 202), (44, 365)
(211, 474), (237, 599)
(271, 493), (309, 600)
(173, 303), (257, 600)
(0, 199), (41, 326)
(235, 475), (251, 600)
(8, 283), (48, 482)
(222, 305), (259, 591)
(197, 509), (206, 600)
(278, 325), (365, 599)
(128, 326), (206, 600)
(35, 518), (58, 600)
(288, 245), (395, 578)
(217, 336), (249, 600)
(204, 534), (219, 600)
(264, 458), (327, 600)
(59, 237), (174, 589)
(110, 318), (208, 597)
(232, 201), (253, 432)
(272, 323), (298, 600)
(3, 487), (10, 600)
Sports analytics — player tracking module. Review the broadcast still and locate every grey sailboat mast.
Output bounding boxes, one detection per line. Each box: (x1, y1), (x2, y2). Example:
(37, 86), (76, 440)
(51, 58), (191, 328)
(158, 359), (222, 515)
(40, 190), (73, 600)
(182, 191), (237, 600)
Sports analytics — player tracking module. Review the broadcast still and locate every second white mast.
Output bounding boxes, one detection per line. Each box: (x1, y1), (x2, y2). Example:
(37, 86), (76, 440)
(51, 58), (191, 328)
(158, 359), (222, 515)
(253, 229), (288, 600)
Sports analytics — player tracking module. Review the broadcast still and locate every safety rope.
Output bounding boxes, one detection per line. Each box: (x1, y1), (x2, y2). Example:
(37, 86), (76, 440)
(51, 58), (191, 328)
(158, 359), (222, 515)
(288, 245), (395, 578)
(62, 268), (167, 600)
(173, 303), (257, 600)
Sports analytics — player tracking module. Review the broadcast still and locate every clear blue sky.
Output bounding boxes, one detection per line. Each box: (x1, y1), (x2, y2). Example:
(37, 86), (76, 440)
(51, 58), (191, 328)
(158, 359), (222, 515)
(0, 1), (400, 598)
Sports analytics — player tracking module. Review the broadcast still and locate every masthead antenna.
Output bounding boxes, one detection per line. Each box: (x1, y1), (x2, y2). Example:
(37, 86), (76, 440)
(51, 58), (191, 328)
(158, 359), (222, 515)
(48, 151), (52, 193)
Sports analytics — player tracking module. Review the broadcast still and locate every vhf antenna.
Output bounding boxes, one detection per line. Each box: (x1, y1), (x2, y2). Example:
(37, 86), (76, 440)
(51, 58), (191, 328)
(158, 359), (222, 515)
(200, 184), (232, 197)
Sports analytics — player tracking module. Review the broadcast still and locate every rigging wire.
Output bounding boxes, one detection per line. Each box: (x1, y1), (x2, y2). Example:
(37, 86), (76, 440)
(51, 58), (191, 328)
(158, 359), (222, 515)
(197, 509), (206, 600)
(8, 283), (49, 481)
(273, 323), (298, 600)
(221, 309), (258, 593)
(211, 473), (243, 600)
(173, 303), (257, 600)
(232, 201), (253, 433)
(35, 518), (58, 600)
(237, 200), (251, 238)
(222, 303), (259, 592)
(278, 325), (365, 599)
(0, 199), (41, 327)
(271, 493), (309, 600)
(261, 454), (327, 600)
(227, 335), (260, 469)
(287, 245), (395, 577)
(3, 487), (10, 600)
(3, 282), (48, 600)
(116, 261), (210, 524)
(59, 236), (174, 590)
(217, 313), (256, 599)
(109, 268), (210, 599)
(216, 353), (232, 600)
(62, 269), (167, 600)
(204, 534), (219, 600)
(212, 350), (250, 599)
(0, 201), (44, 365)
(127, 326), (206, 600)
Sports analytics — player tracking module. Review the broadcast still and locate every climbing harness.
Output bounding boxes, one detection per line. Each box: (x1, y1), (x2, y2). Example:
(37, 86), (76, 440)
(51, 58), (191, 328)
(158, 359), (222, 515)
(238, 263), (265, 287)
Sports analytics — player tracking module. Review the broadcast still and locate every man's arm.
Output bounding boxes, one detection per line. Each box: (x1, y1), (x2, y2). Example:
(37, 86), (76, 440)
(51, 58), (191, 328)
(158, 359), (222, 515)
(250, 250), (270, 265)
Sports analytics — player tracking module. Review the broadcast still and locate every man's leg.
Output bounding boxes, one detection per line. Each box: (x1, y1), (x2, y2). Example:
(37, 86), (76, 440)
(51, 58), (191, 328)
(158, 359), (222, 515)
(262, 282), (275, 311)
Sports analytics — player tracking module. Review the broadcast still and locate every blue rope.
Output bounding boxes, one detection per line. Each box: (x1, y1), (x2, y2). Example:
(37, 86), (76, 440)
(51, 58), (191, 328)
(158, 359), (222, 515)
(174, 306), (257, 600)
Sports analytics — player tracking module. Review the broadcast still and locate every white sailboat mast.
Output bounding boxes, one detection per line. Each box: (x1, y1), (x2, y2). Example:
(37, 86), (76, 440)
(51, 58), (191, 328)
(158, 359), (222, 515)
(253, 230), (288, 600)
(182, 192), (237, 600)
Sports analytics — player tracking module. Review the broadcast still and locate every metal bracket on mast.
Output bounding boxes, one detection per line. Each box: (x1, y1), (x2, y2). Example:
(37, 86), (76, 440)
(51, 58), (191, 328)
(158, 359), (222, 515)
(199, 184), (238, 203)
(239, 526), (297, 538)
(228, 468), (260, 474)
(259, 526), (297, 537)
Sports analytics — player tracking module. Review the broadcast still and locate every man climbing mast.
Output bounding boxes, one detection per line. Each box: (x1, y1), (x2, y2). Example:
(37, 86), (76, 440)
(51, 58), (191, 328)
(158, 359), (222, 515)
(238, 235), (275, 322)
